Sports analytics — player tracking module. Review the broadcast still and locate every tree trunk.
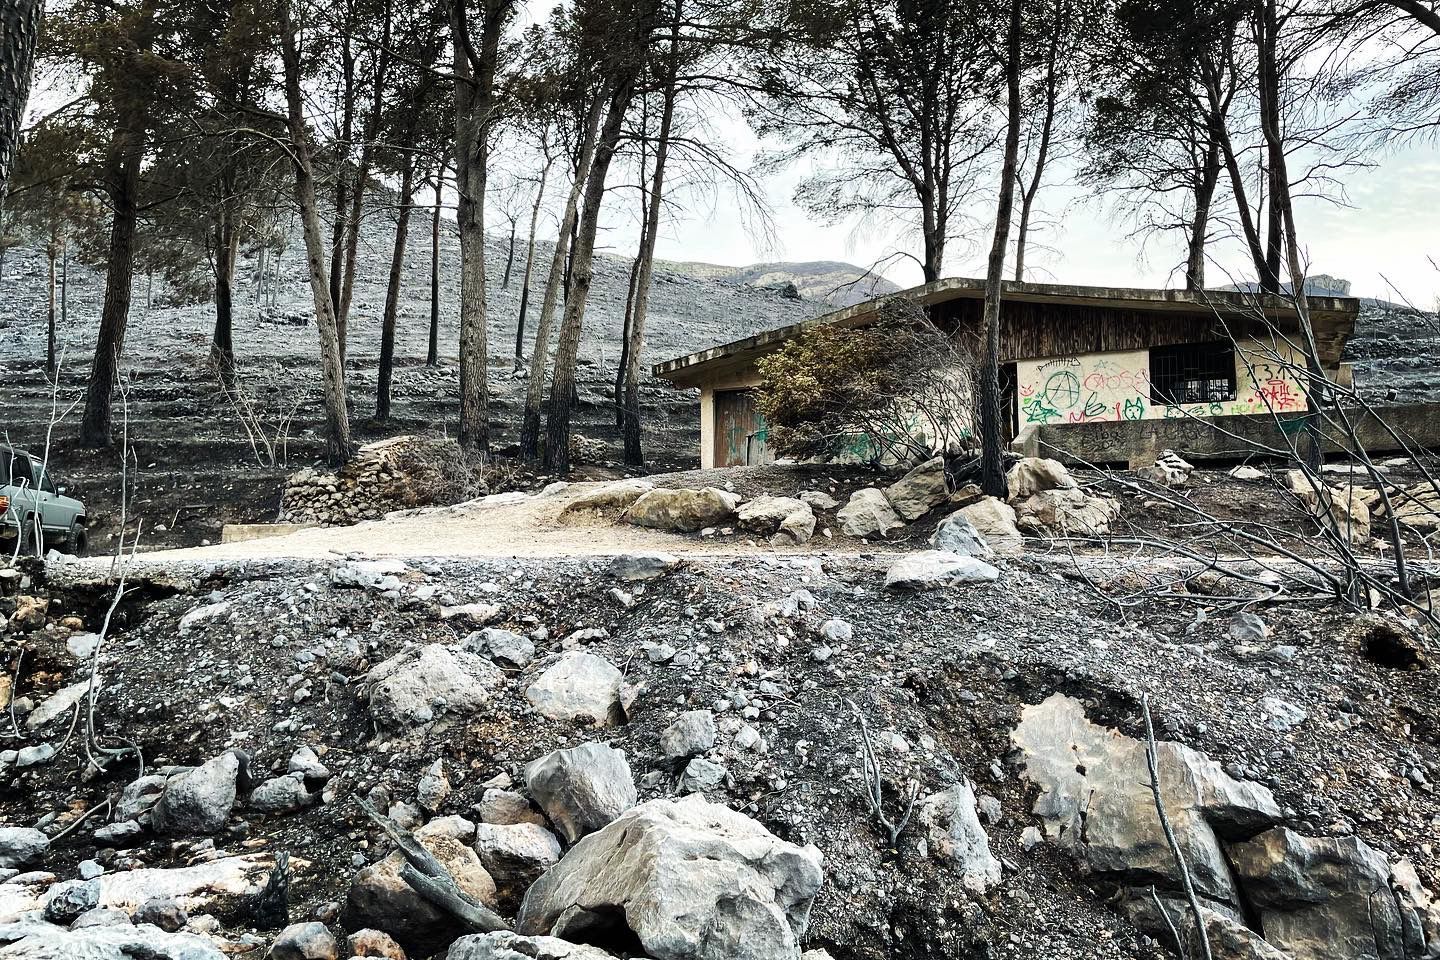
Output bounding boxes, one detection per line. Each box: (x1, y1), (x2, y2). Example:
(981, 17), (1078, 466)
(979, 0), (1023, 498)
(211, 216), (239, 387)
(544, 85), (632, 474)
(428, 174), (442, 366)
(45, 240), (56, 379)
(614, 119), (650, 428)
(520, 95), (603, 462)
(80, 121), (146, 448)
(614, 240), (643, 426)
(1186, 139), (1221, 291)
(514, 157), (551, 369)
(281, 0), (351, 464)
(330, 177), (348, 329)
(377, 162), (415, 420)
(452, 0), (509, 455)
(1014, 28), (1060, 284)
(622, 7), (681, 466)
(428, 175), (442, 366)
(0, 0), (42, 198)
(340, 0), (394, 328)
(502, 218), (517, 288)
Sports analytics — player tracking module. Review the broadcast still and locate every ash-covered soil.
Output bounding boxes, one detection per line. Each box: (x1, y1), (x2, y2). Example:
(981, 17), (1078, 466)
(3, 544), (1437, 959)
(0, 213), (829, 552)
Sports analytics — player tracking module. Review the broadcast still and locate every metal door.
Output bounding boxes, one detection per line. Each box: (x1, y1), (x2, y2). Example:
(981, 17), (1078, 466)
(714, 390), (774, 467)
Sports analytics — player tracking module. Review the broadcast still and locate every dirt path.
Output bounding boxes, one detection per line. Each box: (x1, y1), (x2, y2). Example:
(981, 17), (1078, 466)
(105, 480), (884, 563)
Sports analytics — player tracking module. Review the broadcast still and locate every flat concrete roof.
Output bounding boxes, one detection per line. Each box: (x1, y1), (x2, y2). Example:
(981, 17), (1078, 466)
(653, 276), (1360, 387)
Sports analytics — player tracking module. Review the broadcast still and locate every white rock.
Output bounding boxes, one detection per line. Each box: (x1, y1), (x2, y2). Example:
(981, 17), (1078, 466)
(885, 551), (999, 590)
(525, 652), (625, 727)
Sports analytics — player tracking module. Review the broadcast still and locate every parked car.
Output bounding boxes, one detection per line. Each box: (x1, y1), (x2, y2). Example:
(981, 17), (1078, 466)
(0, 445), (88, 556)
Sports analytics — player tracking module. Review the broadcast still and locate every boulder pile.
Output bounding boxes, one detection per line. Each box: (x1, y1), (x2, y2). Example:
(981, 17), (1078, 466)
(1012, 694), (1440, 960)
(281, 436), (486, 526)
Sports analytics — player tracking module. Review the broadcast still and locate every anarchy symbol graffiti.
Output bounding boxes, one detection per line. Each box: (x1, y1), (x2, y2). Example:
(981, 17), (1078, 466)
(1040, 370), (1081, 410)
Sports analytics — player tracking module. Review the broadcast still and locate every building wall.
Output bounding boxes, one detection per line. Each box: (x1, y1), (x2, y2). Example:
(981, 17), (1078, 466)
(1015, 339), (1312, 427)
(685, 337), (1321, 469)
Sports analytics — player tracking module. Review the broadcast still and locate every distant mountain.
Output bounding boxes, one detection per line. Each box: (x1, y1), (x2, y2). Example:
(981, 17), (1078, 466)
(659, 259), (902, 308)
(1215, 274), (1354, 298)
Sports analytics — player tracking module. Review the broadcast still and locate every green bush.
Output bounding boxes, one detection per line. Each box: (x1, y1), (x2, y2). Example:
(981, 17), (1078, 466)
(755, 298), (974, 465)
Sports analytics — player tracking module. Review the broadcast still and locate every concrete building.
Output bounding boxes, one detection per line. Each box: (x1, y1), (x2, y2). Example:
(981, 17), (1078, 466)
(653, 277), (1361, 468)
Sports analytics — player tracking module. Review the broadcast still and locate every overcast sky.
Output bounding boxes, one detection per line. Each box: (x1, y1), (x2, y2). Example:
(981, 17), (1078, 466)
(609, 116), (1440, 307)
(509, 0), (1437, 309)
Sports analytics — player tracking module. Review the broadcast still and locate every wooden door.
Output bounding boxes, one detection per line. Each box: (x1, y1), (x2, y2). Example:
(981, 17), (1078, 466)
(714, 389), (773, 467)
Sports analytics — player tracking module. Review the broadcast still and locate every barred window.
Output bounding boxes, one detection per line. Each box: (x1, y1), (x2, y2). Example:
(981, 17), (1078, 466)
(1149, 342), (1237, 405)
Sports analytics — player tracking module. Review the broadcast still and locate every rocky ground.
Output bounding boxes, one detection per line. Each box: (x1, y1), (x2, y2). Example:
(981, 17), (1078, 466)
(1, 455), (1438, 960)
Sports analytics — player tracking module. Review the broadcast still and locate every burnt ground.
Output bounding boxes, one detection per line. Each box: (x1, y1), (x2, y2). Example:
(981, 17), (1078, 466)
(4, 547), (1437, 959)
(2, 207), (1437, 557)
(0, 214), (824, 553)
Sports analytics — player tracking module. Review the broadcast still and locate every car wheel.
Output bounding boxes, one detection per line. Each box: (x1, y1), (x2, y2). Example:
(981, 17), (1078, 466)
(18, 516), (44, 557)
(69, 522), (89, 557)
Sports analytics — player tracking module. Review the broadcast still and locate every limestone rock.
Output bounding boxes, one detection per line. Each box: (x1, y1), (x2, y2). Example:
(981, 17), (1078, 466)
(1006, 457), (1077, 500)
(70, 907), (133, 929)
(776, 507), (817, 545)
(524, 742), (637, 844)
(1139, 450), (1194, 488)
(269, 921), (339, 960)
(659, 710), (717, 761)
(622, 488), (741, 533)
(917, 783), (1001, 894)
(1013, 487), (1120, 535)
(1391, 858), (1440, 960)
(1389, 481), (1439, 530)
(517, 795), (823, 960)
(562, 479), (656, 515)
(525, 652), (625, 727)
(346, 928), (407, 958)
(1230, 827), (1408, 960)
(1011, 694), (1281, 903)
(461, 628), (533, 670)
(798, 490), (838, 511)
(678, 758), (728, 794)
(1228, 613), (1270, 643)
(249, 774), (315, 816)
(929, 514), (994, 559)
(836, 489), (904, 539)
(1287, 470), (1372, 543)
(738, 497), (808, 534)
(287, 747), (331, 786)
(365, 645), (503, 728)
(24, 680), (91, 732)
(608, 552), (681, 582)
(447, 932), (622, 960)
(472, 823), (563, 888)
(476, 789), (546, 828)
(346, 834), (496, 956)
(956, 498), (1024, 555)
(0, 921), (226, 959)
(417, 760), (451, 813)
(133, 897), (188, 932)
(885, 551), (999, 590)
(0, 829), (48, 870)
(151, 752), (242, 836)
(43, 879), (100, 925)
(884, 456), (949, 520)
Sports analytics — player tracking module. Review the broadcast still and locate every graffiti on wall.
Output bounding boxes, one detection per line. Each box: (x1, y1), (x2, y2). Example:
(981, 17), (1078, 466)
(1016, 344), (1310, 425)
(1019, 352), (1152, 425)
